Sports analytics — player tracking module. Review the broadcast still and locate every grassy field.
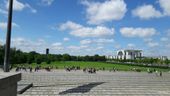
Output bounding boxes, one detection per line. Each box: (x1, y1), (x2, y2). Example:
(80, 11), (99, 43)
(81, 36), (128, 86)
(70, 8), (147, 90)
(14, 61), (170, 72)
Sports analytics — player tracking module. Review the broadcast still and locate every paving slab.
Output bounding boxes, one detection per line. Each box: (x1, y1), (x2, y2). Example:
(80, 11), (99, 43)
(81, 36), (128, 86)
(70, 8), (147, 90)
(13, 70), (170, 96)
(17, 82), (33, 94)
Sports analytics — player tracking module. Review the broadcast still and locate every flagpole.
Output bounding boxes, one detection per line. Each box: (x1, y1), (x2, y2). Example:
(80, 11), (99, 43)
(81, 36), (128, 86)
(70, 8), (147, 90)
(4, 0), (13, 72)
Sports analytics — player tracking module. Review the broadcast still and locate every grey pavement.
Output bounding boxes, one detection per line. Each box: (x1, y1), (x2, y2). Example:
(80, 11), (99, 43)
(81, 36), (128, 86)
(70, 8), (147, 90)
(14, 70), (170, 96)
(1, 68), (170, 96)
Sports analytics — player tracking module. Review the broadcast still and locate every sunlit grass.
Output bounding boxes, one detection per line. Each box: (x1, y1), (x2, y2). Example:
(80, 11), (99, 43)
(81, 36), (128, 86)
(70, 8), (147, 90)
(14, 61), (170, 72)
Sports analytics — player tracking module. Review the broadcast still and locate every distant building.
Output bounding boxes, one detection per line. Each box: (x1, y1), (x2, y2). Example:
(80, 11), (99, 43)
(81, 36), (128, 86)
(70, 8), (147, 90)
(161, 56), (168, 60)
(105, 55), (115, 59)
(146, 56), (168, 61)
(117, 49), (142, 60)
(46, 48), (49, 55)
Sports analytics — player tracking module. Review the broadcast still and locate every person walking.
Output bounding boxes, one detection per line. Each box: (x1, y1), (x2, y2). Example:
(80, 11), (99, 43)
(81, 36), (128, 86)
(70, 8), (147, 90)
(160, 71), (162, 77)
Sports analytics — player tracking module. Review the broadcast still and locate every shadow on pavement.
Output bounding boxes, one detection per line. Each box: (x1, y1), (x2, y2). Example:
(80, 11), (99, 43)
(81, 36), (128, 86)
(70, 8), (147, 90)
(59, 82), (104, 95)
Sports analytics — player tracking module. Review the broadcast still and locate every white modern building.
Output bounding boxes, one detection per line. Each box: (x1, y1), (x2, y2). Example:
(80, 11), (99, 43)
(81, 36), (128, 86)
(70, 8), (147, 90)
(105, 55), (116, 59)
(117, 50), (142, 60)
(161, 56), (168, 60)
(146, 56), (168, 61)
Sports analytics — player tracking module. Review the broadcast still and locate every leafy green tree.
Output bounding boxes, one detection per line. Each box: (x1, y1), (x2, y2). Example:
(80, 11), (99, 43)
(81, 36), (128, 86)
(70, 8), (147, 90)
(46, 55), (52, 64)
(0, 45), (4, 65)
(35, 55), (42, 64)
(164, 59), (169, 65)
(62, 54), (71, 61)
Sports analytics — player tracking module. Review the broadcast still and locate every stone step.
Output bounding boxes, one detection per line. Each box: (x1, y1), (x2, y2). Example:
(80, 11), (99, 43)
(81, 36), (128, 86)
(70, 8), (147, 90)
(17, 82), (33, 94)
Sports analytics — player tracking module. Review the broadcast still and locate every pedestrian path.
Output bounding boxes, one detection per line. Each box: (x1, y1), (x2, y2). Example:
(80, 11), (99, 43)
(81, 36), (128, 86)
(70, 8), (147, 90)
(18, 70), (170, 96)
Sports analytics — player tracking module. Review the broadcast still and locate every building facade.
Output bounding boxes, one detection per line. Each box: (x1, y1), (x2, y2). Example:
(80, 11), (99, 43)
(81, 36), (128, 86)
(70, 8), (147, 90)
(117, 50), (142, 60)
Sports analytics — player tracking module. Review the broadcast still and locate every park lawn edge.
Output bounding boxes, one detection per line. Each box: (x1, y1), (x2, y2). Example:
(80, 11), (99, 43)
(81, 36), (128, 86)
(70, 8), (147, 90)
(13, 61), (170, 72)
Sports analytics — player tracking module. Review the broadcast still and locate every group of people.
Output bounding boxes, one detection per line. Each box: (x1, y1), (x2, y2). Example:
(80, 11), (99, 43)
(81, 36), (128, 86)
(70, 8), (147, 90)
(131, 68), (142, 72)
(15, 66), (164, 76)
(64, 66), (97, 74)
(109, 67), (117, 72)
(83, 68), (96, 74)
(147, 68), (163, 77)
(15, 66), (53, 72)
(65, 66), (81, 71)
(15, 66), (31, 72)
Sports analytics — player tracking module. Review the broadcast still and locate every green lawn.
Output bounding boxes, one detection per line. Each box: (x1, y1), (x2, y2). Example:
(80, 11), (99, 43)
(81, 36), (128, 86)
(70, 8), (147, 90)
(14, 61), (170, 72)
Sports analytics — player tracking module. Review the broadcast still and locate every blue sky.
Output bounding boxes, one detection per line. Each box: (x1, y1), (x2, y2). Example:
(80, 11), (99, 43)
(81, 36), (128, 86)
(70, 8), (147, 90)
(0, 0), (170, 57)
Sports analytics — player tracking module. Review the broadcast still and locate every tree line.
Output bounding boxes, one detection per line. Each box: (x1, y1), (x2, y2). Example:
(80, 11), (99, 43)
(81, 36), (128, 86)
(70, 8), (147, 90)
(108, 57), (170, 65)
(0, 45), (106, 65)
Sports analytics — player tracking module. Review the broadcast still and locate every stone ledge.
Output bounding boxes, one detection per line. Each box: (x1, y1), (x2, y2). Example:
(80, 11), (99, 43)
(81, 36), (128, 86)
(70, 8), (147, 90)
(0, 72), (21, 96)
(0, 72), (21, 89)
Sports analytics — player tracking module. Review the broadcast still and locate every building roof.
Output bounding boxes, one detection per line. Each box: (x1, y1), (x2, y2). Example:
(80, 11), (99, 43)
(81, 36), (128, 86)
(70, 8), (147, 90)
(124, 49), (142, 52)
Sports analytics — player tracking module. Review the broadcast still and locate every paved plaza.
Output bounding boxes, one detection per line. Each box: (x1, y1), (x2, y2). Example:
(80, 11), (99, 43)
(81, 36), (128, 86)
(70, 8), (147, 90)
(15, 70), (170, 96)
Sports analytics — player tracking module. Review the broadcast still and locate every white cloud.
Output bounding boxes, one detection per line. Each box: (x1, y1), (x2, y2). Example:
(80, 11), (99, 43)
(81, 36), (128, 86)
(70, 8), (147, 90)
(8, 37), (113, 55)
(12, 0), (25, 11)
(132, 0), (170, 19)
(132, 5), (162, 19)
(120, 27), (157, 38)
(80, 38), (114, 45)
(51, 42), (62, 47)
(11, 37), (66, 53)
(96, 38), (114, 43)
(0, 39), (3, 45)
(147, 42), (159, 47)
(0, 9), (8, 14)
(25, 4), (37, 13)
(0, 22), (19, 30)
(166, 29), (170, 37)
(80, 39), (92, 45)
(82, 0), (127, 25)
(11, 38), (48, 53)
(0, 22), (7, 30)
(144, 38), (153, 42)
(160, 37), (168, 42)
(12, 38), (30, 47)
(60, 21), (114, 38)
(51, 43), (63, 50)
(159, 0), (170, 16)
(41, 0), (54, 6)
(114, 43), (121, 49)
(60, 21), (82, 31)
(6, 0), (36, 13)
(127, 43), (136, 49)
(63, 37), (70, 42)
(144, 38), (159, 48)
(95, 46), (104, 50)
(67, 45), (104, 55)
(165, 44), (170, 48)
(68, 45), (88, 50)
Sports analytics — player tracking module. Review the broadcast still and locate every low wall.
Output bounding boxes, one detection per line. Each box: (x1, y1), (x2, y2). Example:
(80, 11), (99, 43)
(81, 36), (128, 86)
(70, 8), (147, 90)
(0, 72), (21, 96)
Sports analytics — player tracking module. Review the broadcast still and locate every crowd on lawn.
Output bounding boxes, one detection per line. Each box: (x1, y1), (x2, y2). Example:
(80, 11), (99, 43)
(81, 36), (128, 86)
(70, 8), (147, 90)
(14, 65), (163, 76)
(147, 68), (162, 77)
(15, 66), (52, 72)
(64, 66), (97, 74)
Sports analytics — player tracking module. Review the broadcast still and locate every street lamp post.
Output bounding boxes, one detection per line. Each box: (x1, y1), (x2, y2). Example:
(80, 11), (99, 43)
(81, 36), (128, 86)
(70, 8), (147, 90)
(4, 0), (13, 72)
